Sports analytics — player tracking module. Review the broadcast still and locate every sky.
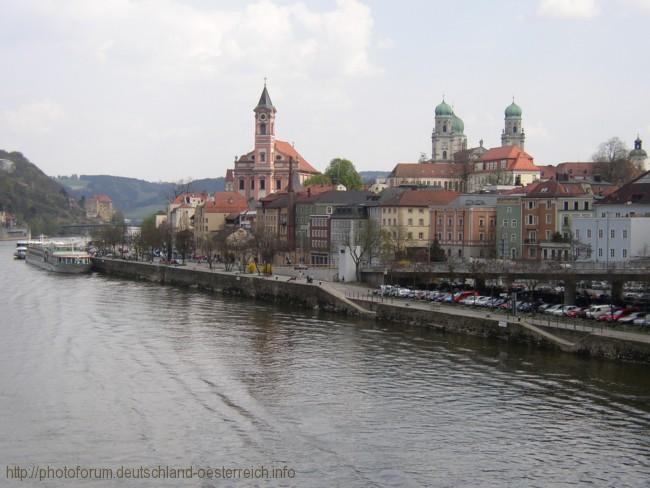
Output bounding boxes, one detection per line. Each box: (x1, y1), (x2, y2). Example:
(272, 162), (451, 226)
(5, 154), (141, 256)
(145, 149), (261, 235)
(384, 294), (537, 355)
(0, 0), (649, 181)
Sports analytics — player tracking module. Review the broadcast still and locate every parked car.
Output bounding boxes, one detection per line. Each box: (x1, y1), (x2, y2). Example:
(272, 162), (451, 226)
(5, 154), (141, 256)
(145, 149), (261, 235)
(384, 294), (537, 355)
(618, 312), (645, 324)
(453, 291), (478, 303)
(544, 304), (564, 315)
(633, 313), (650, 326)
(600, 307), (636, 322)
(586, 304), (614, 319)
(561, 305), (581, 317)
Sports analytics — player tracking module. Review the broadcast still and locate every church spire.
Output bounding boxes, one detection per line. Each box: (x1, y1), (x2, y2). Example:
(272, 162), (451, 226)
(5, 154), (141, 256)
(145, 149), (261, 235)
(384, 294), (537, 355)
(256, 81), (274, 109)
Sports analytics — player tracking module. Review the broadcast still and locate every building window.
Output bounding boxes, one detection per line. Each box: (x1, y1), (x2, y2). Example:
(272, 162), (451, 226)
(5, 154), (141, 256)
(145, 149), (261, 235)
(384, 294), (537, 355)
(598, 248), (603, 257)
(442, 150), (447, 159)
(408, 208), (413, 213)
(575, 229), (580, 240)
(458, 232), (463, 241)
(623, 230), (628, 238)
(326, 206), (333, 214)
(622, 249), (627, 258)
(479, 233), (484, 241)
(503, 219), (508, 227)
(573, 201), (579, 210)
(418, 232), (424, 240)
(546, 214), (552, 224)
(443, 124), (447, 133)
(447, 233), (452, 240)
(511, 233), (515, 241)
(563, 216), (569, 226)
(610, 249), (615, 258)
(546, 230), (551, 240)
(260, 178), (266, 190)
(527, 215), (534, 225)
(563, 201), (569, 210)
(479, 219), (485, 227)
(276, 179), (282, 190)
(546, 200), (552, 208)
(260, 152), (266, 162)
(458, 218), (463, 225)
(251, 179), (255, 190)
(598, 229), (603, 238)
(437, 232), (442, 240)
(408, 218), (413, 225)
(259, 123), (266, 135)
(448, 218), (452, 226)
(407, 232), (413, 240)
(511, 219), (517, 227)
(610, 229), (615, 239)
(419, 218), (424, 226)
(507, 207), (512, 214)
(419, 208), (424, 213)
(584, 201), (589, 210)
(239, 179), (245, 190)
(437, 217), (442, 225)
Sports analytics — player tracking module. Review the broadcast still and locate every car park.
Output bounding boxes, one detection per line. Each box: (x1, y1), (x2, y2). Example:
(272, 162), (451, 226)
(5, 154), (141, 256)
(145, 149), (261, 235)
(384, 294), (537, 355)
(618, 312), (645, 324)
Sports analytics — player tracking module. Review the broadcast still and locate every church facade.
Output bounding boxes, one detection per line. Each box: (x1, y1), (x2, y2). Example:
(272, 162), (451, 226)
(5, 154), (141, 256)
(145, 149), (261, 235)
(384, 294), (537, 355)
(229, 85), (319, 203)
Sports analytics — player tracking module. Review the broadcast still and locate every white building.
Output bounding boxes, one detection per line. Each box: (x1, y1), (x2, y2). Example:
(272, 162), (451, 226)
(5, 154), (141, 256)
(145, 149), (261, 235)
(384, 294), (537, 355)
(572, 216), (650, 263)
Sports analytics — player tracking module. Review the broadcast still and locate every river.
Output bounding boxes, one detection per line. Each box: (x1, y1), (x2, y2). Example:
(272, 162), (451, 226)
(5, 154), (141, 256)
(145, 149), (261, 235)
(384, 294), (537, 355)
(1, 241), (649, 487)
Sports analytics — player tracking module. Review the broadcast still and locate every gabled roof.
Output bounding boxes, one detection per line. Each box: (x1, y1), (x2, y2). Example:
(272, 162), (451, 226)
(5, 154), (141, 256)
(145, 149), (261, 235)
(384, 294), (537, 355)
(389, 162), (467, 178)
(382, 189), (459, 207)
(274, 140), (319, 174)
(201, 192), (248, 213)
(524, 180), (591, 198)
(478, 145), (538, 172)
(172, 192), (208, 204)
(597, 170), (650, 205)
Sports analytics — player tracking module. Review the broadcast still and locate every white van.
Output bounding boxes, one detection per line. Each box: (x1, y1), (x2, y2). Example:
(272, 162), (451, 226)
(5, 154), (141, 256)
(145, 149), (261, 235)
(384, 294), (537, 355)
(585, 304), (612, 319)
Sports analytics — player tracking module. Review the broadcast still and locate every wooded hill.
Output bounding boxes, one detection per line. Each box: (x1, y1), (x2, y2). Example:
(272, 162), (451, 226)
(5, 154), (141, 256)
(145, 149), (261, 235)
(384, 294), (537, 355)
(0, 150), (86, 235)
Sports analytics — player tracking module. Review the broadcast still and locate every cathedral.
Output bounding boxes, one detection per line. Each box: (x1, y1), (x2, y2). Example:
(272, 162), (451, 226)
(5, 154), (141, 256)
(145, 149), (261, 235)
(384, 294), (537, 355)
(430, 98), (525, 163)
(227, 84), (319, 203)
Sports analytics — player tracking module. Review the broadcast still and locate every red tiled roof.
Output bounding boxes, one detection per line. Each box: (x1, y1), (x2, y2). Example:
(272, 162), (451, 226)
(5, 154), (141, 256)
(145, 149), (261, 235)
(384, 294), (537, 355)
(172, 192), (208, 204)
(382, 189), (459, 207)
(389, 162), (467, 178)
(598, 171), (650, 205)
(524, 180), (592, 198)
(203, 192), (248, 213)
(91, 194), (112, 203)
(274, 140), (319, 174)
(479, 145), (538, 171)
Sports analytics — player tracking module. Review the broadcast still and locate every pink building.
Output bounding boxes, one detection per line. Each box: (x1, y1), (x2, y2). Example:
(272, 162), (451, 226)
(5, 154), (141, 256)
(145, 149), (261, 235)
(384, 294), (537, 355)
(230, 84), (319, 204)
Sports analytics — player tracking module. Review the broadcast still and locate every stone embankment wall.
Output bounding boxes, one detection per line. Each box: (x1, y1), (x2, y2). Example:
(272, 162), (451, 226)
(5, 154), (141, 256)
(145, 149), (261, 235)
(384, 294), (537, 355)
(92, 259), (362, 315)
(93, 258), (650, 364)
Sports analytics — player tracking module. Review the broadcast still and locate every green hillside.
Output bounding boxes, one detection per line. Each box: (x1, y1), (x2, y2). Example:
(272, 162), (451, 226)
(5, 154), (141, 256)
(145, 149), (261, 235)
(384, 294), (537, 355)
(0, 150), (86, 234)
(56, 175), (225, 219)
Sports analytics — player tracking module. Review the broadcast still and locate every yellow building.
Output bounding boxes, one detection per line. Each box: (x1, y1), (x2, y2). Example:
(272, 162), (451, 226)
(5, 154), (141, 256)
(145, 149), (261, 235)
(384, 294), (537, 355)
(194, 192), (248, 238)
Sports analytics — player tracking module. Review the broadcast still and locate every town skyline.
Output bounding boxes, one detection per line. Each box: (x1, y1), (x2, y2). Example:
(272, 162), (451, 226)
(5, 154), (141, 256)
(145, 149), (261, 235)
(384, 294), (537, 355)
(1, 0), (649, 180)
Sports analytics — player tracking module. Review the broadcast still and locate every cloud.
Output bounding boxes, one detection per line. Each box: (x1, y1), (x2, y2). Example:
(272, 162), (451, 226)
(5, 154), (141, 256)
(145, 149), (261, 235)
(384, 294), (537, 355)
(0, 100), (66, 133)
(26, 0), (379, 81)
(537, 0), (600, 19)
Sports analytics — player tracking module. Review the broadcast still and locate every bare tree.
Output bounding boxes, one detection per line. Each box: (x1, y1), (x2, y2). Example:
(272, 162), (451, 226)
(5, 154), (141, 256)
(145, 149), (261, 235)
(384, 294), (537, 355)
(592, 137), (629, 163)
(343, 218), (383, 281)
(198, 233), (217, 270)
(251, 222), (280, 274)
(175, 229), (194, 263)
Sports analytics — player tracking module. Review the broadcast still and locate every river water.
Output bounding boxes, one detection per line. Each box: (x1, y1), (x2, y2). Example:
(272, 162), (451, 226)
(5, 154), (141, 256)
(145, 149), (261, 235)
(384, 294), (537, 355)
(1, 241), (649, 487)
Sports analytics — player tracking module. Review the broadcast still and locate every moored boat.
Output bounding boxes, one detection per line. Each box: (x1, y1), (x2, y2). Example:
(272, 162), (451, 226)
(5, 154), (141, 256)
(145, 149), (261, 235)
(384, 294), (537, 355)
(25, 239), (92, 273)
(14, 241), (28, 259)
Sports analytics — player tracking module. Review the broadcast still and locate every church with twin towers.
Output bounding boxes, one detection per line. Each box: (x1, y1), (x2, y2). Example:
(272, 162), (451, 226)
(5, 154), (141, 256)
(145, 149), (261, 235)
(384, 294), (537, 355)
(430, 98), (525, 162)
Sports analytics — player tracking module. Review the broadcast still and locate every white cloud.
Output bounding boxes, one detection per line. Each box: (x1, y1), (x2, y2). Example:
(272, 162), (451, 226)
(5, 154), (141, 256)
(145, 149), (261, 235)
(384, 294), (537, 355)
(537, 0), (600, 19)
(27, 0), (378, 81)
(0, 100), (66, 133)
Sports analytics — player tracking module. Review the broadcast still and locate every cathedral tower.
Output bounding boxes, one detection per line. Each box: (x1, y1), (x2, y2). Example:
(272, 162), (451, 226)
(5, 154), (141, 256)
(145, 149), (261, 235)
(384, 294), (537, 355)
(254, 83), (276, 168)
(431, 98), (467, 162)
(501, 99), (525, 149)
(630, 135), (648, 171)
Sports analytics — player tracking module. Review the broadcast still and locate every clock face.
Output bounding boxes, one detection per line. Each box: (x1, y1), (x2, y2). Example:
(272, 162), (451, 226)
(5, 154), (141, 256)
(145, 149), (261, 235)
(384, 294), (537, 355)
(259, 113), (266, 121)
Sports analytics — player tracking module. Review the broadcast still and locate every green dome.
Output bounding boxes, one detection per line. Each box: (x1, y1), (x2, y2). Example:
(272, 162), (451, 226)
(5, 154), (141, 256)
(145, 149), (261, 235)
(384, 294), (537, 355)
(435, 100), (453, 116)
(451, 114), (464, 133)
(505, 101), (522, 118)
(630, 148), (647, 158)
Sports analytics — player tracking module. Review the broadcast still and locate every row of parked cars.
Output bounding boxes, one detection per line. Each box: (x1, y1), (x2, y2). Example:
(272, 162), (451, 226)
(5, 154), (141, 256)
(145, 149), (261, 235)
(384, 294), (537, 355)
(374, 285), (650, 326)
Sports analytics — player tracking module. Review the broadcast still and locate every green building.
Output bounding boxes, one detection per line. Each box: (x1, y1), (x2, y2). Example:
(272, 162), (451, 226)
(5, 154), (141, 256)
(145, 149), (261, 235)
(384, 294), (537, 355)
(496, 194), (523, 259)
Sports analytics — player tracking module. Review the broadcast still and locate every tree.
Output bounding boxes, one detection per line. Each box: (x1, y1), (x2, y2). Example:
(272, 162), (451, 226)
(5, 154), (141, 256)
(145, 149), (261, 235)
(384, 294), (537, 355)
(303, 174), (332, 186)
(592, 137), (629, 163)
(175, 229), (194, 263)
(592, 137), (641, 185)
(380, 225), (410, 264)
(198, 233), (218, 270)
(324, 158), (362, 190)
(429, 239), (446, 262)
(251, 223), (281, 274)
(213, 229), (235, 271)
(140, 214), (162, 261)
(343, 219), (383, 281)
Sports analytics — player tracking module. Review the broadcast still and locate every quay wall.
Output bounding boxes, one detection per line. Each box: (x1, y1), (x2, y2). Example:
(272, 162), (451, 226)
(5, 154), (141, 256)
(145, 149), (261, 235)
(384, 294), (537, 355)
(92, 258), (650, 364)
(92, 258), (361, 315)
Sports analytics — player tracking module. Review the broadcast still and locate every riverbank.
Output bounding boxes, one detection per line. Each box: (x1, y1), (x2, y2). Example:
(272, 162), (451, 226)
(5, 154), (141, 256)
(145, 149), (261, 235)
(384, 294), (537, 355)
(92, 258), (650, 364)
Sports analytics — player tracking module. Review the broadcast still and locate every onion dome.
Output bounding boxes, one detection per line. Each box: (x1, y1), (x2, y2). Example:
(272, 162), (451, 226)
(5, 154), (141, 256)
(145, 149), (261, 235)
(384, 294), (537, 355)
(435, 100), (453, 116)
(505, 101), (522, 118)
(451, 114), (464, 133)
